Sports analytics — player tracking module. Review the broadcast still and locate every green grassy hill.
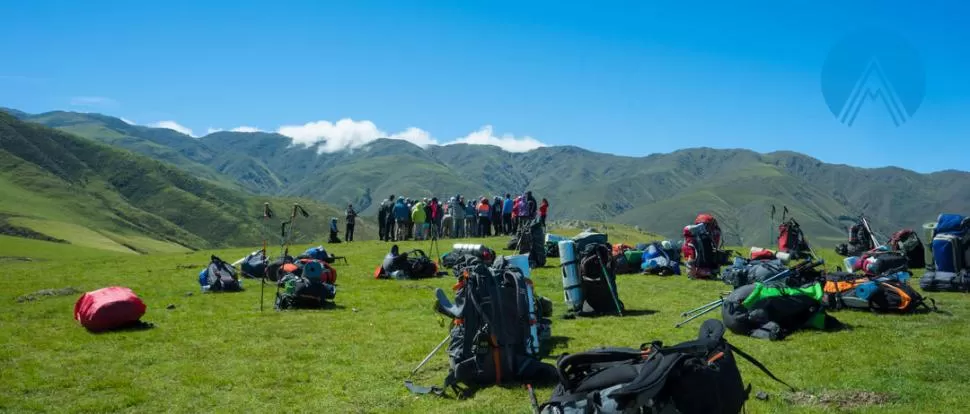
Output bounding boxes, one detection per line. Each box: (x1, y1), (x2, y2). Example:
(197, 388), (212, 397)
(2, 233), (967, 413)
(0, 113), (375, 253)
(12, 109), (969, 249)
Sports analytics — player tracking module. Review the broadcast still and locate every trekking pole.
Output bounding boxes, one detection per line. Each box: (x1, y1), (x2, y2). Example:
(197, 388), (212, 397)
(283, 204), (310, 257)
(769, 205), (776, 246)
(411, 334), (451, 377)
(680, 297), (725, 317)
(596, 253), (623, 316)
(861, 216), (881, 248)
(527, 384), (540, 414)
(260, 202), (273, 312)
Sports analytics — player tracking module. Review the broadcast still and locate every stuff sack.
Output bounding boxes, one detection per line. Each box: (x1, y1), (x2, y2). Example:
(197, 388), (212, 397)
(721, 282), (838, 340)
(824, 271), (932, 313)
(413, 261), (557, 397)
(538, 319), (793, 414)
(888, 229), (925, 269)
(74, 287), (147, 332)
(777, 218), (811, 259)
(578, 243), (625, 315)
(920, 270), (970, 292)
(199, 255), (243, 293)
(240, 249), (268, 279)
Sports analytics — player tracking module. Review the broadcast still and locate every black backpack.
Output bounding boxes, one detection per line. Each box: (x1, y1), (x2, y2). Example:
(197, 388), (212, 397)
(203, 255), (243, 292)
(275, 273), (335, 310)
(721, 282), (840, 341)
(516, 218), (547, 268)
(545, 241), (560, 258)
(721, 259), (788, 288)
(240, 249), (268, 279)
(409, 261), (557, 397)
(538, 319), (793, 414)
(578, 243), (625, 316)
(888, 229), (926, 269)
(405, 249), (439, 279)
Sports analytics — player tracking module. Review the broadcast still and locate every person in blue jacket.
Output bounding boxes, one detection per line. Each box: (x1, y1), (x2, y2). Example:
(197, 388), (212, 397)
(393, 198), (409, 242)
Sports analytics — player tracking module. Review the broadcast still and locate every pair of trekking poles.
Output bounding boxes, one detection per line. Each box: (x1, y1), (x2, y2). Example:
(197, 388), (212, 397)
(257, 202), (310, 312)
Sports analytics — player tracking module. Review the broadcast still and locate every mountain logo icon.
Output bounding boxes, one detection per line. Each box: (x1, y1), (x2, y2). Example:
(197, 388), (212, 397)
(821, 29), (925, 127)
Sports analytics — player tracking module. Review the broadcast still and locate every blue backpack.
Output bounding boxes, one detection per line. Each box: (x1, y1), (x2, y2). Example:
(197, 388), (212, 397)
(931, 214), (970, 273)
(302, 246), (333, 263)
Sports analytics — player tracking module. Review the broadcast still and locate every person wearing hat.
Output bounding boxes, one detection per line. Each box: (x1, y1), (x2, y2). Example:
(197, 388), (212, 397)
(451, 195), (465, 238)
(464, 196), (477, 237)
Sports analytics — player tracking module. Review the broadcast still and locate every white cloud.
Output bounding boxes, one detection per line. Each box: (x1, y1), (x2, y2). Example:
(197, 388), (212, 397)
(230, 126), (261, 133)
(206, 127), (224, 135)
(120, 117), (136, 125)
(70, 96), (118, 107)
(149, 120), (195, 137)
(277, 118), (438, 153)
(449, 125), (546, 152)
(275, 118), (542, 153)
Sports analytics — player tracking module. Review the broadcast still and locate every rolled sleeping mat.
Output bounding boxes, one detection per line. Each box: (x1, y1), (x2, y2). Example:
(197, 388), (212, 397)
(545, 233), (565, 244)
(506, 254), (532, 278)
(558, 239), (583, 311)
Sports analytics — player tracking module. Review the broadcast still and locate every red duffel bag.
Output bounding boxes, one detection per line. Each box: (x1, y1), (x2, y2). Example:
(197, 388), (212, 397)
(74, 287), (146, 332)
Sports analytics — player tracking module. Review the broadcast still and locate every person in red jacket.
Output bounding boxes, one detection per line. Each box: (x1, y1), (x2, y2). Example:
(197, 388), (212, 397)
(539, 198), (549, 229)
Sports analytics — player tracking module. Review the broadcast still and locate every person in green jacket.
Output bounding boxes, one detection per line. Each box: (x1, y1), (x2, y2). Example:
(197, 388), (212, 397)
(411, 199), (427, 240)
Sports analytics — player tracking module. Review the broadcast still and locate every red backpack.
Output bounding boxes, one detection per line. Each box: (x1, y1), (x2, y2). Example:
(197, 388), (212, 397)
(74, 287), (146, 332)
(682, 214), (723, 278)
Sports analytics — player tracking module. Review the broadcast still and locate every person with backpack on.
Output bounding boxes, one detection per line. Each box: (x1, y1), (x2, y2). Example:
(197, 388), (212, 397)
(513, 195), (524, 233)
(393, 197), (409, 242)
(411, 199), (427, 241)
(491, 196), (503, 236)
(502, 193), (514, 235)
(345, 204), (357, 242)
(526, 191), (538, 221)
(378, 195), (394, 241)
(539, 198), (549, 229)
(477, 198), (491, 237)
(465, 197), (477, 237)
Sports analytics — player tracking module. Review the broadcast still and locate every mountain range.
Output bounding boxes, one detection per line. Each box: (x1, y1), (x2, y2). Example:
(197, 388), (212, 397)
(0, 111), (374, 254)
(2, 107), (968, 250)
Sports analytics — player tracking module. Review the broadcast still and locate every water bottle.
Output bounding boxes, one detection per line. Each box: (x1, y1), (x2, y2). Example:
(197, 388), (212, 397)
(843, 256), (858, 271)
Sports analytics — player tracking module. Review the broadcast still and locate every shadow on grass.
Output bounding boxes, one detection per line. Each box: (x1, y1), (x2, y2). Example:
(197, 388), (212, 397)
(89, 320), (155, 335)
(564, 308), (659, 319)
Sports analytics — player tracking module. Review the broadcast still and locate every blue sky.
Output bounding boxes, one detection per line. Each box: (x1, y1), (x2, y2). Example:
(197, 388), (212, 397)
(1, 1), (967, 172)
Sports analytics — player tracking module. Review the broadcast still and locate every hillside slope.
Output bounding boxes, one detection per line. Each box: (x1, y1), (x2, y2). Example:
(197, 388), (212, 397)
(14, 109), (969, 247)
(0, 113), (373, 253)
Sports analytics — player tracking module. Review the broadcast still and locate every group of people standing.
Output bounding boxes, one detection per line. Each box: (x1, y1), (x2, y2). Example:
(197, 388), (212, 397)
(374, 191), (549, 242)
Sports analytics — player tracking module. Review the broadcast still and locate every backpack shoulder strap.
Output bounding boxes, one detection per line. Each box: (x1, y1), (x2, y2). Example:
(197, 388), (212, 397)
(728, 344), (796, 392)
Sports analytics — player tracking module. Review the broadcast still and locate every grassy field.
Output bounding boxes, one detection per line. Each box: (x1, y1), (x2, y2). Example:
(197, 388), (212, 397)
(2, 228), (969, 414)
